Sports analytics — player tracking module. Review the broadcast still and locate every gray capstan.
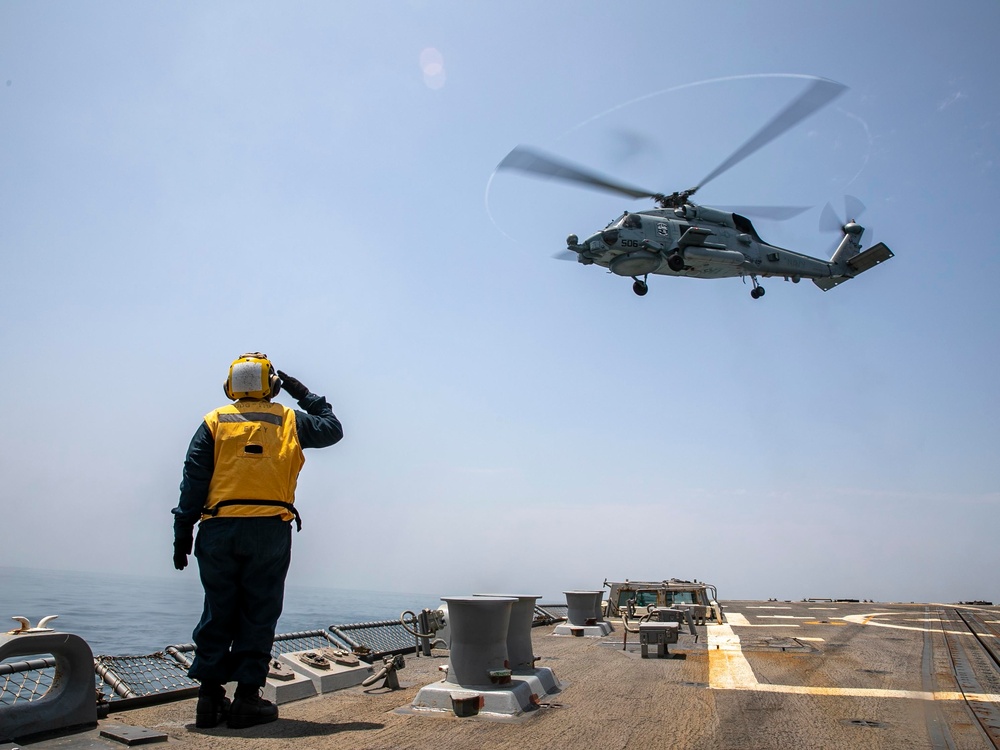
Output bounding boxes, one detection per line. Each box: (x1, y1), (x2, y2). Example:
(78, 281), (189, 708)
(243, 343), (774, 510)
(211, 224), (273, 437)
(554, 591), (613, 637)
(408, 596), (537, 718)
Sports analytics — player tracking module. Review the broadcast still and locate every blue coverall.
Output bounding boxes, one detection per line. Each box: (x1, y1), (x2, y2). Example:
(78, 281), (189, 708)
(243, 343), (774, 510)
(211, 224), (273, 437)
(172, 391), (343, 687)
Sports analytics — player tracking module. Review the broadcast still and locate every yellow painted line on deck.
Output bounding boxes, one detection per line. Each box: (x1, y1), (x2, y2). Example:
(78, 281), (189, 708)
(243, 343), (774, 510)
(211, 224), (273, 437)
(707, 616), (1000, 702)
(707, 622), (757, 690)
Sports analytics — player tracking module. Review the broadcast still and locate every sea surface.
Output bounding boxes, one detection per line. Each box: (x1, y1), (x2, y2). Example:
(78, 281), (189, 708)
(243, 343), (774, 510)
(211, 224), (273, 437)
(0, 566), (435, 657)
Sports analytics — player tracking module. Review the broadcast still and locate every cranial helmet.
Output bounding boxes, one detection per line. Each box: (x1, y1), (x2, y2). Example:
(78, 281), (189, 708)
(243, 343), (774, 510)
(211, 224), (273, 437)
(223, 352), (281, 400)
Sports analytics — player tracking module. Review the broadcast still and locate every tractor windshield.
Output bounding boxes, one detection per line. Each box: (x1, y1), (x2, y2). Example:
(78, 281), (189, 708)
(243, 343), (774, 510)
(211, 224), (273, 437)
(617, 590), (658, 608)
(665, 591), (696, 605)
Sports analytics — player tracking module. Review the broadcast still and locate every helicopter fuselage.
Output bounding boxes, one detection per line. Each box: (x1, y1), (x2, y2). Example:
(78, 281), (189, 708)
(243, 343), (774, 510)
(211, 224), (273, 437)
(570, 203), (834, 285)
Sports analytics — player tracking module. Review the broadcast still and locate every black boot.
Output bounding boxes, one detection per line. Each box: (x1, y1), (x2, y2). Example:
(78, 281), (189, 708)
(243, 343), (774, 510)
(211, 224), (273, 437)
(194, 683), (231, 729)
(228, 684), (278, 729)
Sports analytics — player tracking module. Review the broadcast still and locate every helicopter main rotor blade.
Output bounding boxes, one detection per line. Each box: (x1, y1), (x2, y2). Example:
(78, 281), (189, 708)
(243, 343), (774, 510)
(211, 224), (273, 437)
(497, 146), (657, 201)
(694, 78), (848, 194)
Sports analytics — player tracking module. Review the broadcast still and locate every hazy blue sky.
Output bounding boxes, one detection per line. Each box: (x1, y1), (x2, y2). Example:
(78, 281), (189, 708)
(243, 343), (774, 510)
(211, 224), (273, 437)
(2, 1), (998, 605)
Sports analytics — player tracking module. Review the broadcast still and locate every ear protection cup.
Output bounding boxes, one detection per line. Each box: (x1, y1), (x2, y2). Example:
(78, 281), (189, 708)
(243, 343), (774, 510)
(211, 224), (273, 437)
(266, 369), (281, 399)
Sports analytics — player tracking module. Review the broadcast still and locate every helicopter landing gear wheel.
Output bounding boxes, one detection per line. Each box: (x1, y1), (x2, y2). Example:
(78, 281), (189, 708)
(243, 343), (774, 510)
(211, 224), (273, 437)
(749, 276), (765, 299)
(632, 277), (648, 296)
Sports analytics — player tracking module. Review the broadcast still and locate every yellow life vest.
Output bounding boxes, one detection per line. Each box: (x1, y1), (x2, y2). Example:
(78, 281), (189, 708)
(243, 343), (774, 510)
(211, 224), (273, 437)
(201, 400), (305, 527)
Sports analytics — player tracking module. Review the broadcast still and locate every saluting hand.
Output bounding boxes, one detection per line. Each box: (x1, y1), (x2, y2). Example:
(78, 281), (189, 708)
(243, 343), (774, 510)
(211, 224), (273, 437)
(277, 370), (309, 401)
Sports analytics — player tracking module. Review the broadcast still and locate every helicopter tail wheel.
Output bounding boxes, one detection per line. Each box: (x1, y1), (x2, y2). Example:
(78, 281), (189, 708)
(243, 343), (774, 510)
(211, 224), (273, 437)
(749, 276), (765, 299)
(632, 277), (649, 296)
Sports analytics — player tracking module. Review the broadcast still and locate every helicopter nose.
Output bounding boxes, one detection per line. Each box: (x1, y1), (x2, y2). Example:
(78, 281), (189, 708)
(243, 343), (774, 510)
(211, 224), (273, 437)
(580, 232), (601, 248)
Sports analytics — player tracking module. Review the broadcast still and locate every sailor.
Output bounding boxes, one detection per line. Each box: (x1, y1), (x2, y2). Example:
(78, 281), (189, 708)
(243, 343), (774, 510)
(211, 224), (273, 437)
(172, 353), (343, 729)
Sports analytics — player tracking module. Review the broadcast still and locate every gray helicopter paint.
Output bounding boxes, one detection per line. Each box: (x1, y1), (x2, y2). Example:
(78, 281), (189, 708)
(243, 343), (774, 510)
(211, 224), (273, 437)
(578, 206), (840, 282)
(497, 77), (894, 297)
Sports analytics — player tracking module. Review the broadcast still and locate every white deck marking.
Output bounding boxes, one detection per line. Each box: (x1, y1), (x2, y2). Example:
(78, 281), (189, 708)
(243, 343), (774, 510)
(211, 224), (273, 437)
(726, 613), (799, 628)
(707, 612), (1000, 702)
(842, 613), (999, 639)
(745, 606), (791, 609)
(755, 615), (813, 619)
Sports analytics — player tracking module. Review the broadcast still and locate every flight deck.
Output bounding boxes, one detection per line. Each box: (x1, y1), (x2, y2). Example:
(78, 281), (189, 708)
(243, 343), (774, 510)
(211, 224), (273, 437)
(13, 599), (997, 750)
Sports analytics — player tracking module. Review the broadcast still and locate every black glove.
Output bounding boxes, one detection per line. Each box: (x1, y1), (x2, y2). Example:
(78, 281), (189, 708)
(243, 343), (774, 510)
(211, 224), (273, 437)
(277, 370), (309, 401)
(173, 533), (193, 571)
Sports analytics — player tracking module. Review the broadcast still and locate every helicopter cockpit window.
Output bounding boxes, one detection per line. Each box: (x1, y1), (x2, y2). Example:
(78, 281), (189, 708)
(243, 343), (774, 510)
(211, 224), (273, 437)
(622, 213), (642, 229)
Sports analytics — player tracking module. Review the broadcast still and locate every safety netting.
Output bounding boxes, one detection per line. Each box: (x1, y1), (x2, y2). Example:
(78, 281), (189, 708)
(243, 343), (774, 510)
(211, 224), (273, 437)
(329, 618), (418, 660)
(1, 657), (55, 705)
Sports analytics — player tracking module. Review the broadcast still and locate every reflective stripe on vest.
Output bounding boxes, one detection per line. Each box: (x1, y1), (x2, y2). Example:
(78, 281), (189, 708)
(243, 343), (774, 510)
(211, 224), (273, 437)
(217, 412), (284, 426)
(202, 401), (305, 526)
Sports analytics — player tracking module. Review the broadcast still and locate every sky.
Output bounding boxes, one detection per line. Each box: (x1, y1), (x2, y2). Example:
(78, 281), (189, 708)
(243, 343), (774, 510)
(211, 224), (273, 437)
(1, 0), (998, 606)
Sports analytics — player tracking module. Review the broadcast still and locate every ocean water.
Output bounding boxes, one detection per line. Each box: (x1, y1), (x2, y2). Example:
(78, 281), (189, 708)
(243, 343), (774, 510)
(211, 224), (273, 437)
(0, 566), (436, 657)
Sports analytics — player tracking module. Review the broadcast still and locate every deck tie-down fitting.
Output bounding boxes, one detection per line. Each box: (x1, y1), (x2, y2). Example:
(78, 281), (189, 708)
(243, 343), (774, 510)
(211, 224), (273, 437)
(362, 654), (405, 690)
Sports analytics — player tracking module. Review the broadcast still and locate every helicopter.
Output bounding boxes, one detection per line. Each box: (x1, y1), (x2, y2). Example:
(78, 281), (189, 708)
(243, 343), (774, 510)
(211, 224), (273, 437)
(496, 78), (893, 299)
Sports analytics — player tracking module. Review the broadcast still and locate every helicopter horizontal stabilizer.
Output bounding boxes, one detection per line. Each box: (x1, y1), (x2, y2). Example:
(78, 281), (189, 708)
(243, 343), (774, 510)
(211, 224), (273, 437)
(812, 275), (851, 291)
(813, 242), (894, 291)
(846, 241), (894, 273)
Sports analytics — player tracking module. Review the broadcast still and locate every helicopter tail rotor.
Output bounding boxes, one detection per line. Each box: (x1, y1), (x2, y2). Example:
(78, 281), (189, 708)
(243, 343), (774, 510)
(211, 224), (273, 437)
(814, 194), (892, 288)
(820, 195), (866, 232)
(819, 195), (869, 255)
